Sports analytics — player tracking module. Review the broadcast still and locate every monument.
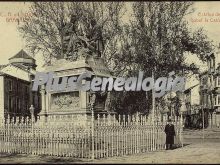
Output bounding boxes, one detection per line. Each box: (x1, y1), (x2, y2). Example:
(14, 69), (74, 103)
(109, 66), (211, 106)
(39, 15), (113, 123)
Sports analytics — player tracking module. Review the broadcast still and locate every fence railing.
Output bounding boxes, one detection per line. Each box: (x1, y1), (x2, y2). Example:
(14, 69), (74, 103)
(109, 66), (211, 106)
(0, 113), (182, 159)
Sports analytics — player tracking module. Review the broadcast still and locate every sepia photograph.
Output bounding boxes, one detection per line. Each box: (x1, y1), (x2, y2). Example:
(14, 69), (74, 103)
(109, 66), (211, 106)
(0, 1), (219, 164)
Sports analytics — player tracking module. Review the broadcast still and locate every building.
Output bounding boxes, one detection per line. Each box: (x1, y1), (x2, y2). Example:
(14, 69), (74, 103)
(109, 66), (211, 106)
(0, 50), (40, 122)
(199, 45), (220, 128)
(185, 84), (200, 115)
(184, 84), (201, 128)
(213, 63), (220, 127)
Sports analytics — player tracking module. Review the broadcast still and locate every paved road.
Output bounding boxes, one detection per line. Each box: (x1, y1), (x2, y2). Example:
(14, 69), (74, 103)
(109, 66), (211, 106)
(0, 129), (220, 164)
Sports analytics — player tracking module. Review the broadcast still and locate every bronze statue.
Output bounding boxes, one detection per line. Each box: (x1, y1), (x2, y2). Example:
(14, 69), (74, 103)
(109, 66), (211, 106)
(87, 18), (104, 57)
(63, 14), (84, 59)
(62, 15), (104, 59)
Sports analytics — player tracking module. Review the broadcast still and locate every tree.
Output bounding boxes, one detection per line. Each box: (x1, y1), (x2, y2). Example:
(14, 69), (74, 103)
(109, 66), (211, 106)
(109, 2), (214, 115)
(129, 2), (213, 76)
(19, 2), (214, 115)
(19, 2), (125, 65)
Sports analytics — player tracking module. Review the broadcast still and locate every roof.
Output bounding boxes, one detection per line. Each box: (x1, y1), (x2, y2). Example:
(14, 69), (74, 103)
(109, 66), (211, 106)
(44, 59), (90, 72)
(0, 71), (5, 76)
(11, 63), (30, 71)
(0, 65), (7, 70)
(9, 49), (34, 60)
(0, 64), (33, 81)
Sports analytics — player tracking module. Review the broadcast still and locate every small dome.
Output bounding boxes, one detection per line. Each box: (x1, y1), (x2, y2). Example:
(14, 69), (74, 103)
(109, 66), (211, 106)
(9, 49), (37, 69)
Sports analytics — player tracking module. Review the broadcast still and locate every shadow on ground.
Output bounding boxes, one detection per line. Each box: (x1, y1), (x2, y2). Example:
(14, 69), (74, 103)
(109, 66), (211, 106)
(0, 153), (90, 164)
(172, 143), (190, 150)
(39, 155), (87, 164)
(0, 144), (193, 164)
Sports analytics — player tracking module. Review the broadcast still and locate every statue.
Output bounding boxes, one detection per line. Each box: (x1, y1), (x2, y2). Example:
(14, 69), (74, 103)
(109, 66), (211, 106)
(87, 18), (104, 57)
(62, 15), (104, 60)
(63, 14), (80, 59)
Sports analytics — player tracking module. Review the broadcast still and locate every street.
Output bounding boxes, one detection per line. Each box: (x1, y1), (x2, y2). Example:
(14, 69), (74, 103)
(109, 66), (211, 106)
(0, 128), (220, 164)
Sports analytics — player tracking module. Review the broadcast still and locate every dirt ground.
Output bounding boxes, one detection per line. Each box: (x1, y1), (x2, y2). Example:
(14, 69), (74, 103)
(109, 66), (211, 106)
(0, 128), (220, 164)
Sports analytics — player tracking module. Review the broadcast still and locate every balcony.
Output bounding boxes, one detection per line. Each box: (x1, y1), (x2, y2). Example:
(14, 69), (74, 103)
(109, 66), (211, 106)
(215, 82), (220, 88)
(214, 87), (220, 94)
(214, 95), (220, 107)
(215, 107), (220, 113)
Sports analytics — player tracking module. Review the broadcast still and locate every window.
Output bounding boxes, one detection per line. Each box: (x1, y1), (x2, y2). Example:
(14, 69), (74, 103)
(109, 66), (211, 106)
(8, 80), (12, 91)
(17, 82), (19, 92)
(218, 95), (220, 105)
(25, 86), (29, 95)
(16, 97), (20, 113)
(208, 60), (211, 69)
(210, 59), (213, 69)
(202, 77), (208, 86)
(218, 77), (220, 87)
(215, 95), (220, 105)
(9, 97), (13, 112)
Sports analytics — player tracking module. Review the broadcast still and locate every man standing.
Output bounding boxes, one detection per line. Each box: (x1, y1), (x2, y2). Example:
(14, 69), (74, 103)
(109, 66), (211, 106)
(165, 119), (176, 150)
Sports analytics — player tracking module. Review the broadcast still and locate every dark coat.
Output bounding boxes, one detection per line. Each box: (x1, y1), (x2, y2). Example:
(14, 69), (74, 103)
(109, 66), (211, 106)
(165, 123), (176, 144)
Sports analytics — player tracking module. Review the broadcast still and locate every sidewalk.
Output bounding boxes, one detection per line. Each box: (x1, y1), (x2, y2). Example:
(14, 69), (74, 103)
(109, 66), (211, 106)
(183, 128), (220, 139)
(92, 141), (220, 164)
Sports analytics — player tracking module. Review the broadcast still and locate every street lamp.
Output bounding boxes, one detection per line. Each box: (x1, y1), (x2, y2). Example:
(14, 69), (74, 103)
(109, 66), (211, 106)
(89, 92), (96, 160)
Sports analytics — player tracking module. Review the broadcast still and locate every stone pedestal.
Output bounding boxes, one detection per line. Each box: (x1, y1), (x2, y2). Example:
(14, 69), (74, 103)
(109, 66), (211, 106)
(38, 56), (112, 124)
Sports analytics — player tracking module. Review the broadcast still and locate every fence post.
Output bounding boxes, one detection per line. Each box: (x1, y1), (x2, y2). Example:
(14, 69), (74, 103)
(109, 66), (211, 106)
(91, 103), (95, 160)
(29, 105), (35, 154)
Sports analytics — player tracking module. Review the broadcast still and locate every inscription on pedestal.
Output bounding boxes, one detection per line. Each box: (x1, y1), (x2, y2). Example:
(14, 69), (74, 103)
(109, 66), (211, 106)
(50, 91), (80, 112)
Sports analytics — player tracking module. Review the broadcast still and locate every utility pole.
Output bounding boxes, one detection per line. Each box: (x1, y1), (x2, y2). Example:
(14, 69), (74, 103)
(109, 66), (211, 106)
(90, 93), (96, 160)
(180, 67), (186, 148)
(202, 102), (205, 141)
(152, 68), (155, 151)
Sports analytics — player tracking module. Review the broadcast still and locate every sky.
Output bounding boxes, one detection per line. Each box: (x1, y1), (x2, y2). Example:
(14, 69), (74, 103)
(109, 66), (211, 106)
(0, 2), (219, 72)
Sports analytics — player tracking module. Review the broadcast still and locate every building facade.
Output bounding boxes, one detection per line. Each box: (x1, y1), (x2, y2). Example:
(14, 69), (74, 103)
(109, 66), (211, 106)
(213, 63), (220, 127)
(199, 47), (220, 128)
(0, 50), (40, 122)
(184, 84), (202, 128)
